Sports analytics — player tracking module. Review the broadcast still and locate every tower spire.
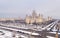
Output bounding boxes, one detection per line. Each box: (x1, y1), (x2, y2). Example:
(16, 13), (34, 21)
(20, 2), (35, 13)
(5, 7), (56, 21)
(32, 10), (37, 18)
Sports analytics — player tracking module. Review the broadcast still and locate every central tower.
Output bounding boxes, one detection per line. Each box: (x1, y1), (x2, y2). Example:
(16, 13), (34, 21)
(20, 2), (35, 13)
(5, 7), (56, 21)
(32, 10), (37, 18)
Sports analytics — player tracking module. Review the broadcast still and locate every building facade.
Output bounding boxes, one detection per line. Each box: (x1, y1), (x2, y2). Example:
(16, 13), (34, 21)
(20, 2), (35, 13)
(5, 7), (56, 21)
(25, 10), (52, 24)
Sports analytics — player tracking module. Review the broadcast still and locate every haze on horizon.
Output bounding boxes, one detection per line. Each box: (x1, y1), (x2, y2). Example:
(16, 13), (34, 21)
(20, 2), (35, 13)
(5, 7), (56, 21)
(0, 0), (60, 19)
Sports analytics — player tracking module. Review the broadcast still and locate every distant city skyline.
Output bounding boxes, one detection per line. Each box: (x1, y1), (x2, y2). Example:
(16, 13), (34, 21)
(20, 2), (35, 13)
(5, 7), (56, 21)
(0, 0), (60, 19)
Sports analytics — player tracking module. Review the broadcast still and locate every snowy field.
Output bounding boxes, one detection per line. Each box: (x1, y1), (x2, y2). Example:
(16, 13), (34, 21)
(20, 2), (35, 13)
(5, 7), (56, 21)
(47, 36), (55, 38)
(0, 29), (30, 38)
(0, 29), (13, 38)
(0, 29), (57, 38)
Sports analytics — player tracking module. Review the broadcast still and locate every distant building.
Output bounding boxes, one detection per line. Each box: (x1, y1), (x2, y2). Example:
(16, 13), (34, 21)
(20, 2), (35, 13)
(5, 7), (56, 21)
(25, 10), (52, 24)
(46, 16), (52, 21)
(0, 18), (22, 21)
(0, 10), (52, 24)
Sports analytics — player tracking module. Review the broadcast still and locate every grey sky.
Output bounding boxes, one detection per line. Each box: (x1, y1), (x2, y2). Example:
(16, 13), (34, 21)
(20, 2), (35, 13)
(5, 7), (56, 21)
(0, 0), (60, 19)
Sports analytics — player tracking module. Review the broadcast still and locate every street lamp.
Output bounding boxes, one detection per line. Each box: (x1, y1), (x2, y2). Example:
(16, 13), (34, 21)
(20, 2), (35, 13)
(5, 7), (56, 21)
(55, 24), (59, 38)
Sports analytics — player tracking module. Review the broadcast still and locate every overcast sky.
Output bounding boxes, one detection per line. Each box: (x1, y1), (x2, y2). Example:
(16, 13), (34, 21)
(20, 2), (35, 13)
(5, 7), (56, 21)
(0, 0), (60, 19)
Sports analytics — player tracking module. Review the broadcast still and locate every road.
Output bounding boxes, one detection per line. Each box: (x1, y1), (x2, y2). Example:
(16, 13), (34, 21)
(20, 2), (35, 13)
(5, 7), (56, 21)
(0, 20), (60, 38)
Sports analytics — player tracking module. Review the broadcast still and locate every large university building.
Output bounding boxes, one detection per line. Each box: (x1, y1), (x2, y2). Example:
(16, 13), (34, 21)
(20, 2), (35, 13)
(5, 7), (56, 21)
(25, 10), (52, 24)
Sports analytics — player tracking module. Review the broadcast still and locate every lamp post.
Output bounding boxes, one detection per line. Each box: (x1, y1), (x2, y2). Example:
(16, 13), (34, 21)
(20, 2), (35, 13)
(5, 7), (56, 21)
(55, 24), (59, 38)
(56, 31), (58, 38)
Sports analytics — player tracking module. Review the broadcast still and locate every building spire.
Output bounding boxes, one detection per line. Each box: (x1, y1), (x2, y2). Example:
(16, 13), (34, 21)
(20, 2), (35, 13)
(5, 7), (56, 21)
(32, 10), (37, 18)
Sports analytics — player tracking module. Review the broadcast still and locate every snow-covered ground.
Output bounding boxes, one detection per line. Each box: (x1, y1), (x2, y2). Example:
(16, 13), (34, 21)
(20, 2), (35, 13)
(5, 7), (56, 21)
(0, 29), (29, 38)
(0, 20), (59, 38)
(0, 29), (58, 38)
(0, 29), (24, 38)
(47, 36), (55, 38)
(49, 32), (60, 34)
(0, 29), (12, 38)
